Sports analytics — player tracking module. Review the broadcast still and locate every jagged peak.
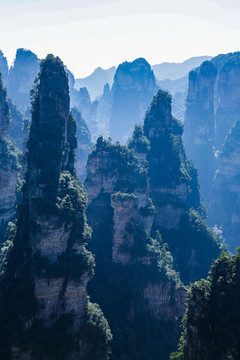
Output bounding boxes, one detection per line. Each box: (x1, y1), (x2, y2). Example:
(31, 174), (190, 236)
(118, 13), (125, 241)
(199, 60), (218, 77)
(143, 90), (172, 136)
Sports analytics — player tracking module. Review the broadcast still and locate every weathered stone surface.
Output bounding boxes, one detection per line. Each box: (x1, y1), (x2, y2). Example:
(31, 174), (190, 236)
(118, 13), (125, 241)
(208, 120), (240, 251)
(184, 61), (217, 200)
(111, 194), (138, 265)
(0, 73), (19, 240)
(144, 282), (186, 321)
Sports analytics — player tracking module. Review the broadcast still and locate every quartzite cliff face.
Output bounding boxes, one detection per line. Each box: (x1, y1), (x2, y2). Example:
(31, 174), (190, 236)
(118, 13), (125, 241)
(0, 55), (111, 360)
(184, 52), (240, 250)
(0, 73), (19, 241)
(184, 61), (217, 199)
(208, 121), (240, 252)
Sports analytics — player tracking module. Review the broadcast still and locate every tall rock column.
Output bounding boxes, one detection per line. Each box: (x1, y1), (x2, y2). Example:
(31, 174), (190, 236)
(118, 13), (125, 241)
(0, 73), (19, 241)
(184, 61), (218, 200)
(208, 120), (240, 252)
(143, 90), (220, 283)
(0, 55), (111, 360)
(215, 54), (240, 148)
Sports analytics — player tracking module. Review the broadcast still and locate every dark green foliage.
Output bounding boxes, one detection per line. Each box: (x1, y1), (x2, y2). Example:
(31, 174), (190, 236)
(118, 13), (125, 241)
(160, 210), (220, 284)
(28, 54), (70, 212)
(81, 302), (112, 360)
(128, 125), (150, 153)
(0, 199), (36, 359)
(57, 171), (87, 221)
(173, 250), (240, 359)
(0, 135), (20, 170)
(87, 136), (148, 193)
(66, 113), (77, 174)
(29, 315), (75, 360)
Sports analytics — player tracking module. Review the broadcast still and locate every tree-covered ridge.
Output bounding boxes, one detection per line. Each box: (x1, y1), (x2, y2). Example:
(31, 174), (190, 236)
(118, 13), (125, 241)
(0, 55), (111, 360)
(128, 125), (151, 154)
(171, 250), (240, 360)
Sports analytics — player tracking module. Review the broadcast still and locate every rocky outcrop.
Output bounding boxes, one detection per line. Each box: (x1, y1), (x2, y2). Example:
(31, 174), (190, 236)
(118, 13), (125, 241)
(7, 100), (26, 151)
(0, 73), (19, 241)
(109, 58), (157, 142)
(215, 53), (240, 148)
(8, 48), (40, 110)
(143, 90), (220, 283)
(85, 136), (185, 360)
(184, 52), (240, 206)
(184, 61), (218, 199)
(0, 55), (111, 360)
(73, 87), (100, 140)
(172, 252), (240, 360)
(0, 50), (9, 86)
(71, 107), (92, 181)
(208, 120), (240, 251)
(97, 83), (112, 137)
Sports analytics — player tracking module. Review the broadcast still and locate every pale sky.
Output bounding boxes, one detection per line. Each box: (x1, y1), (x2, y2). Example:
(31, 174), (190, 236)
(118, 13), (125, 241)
(0, 0), (240, 77)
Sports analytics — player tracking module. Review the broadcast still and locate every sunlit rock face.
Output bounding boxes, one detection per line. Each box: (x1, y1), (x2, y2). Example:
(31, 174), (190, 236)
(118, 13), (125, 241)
(109, 57), (157, 142)
(184, 52), (240, 203)
(0, 56), (111, 360)
(0, 73), (19, 241)
(97, 83), (112, 138)
(183, 52), (240, 249)
(208, 120), (240, 252)
(215, 54), (240, 148)
(184, 61), (217, 200)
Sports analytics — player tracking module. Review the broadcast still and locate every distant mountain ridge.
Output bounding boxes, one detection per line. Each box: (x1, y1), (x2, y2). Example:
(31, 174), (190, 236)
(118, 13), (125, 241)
(75, 66), (116, 100)
(74, 56), (212, 101)
(152, 56), (213, 81)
